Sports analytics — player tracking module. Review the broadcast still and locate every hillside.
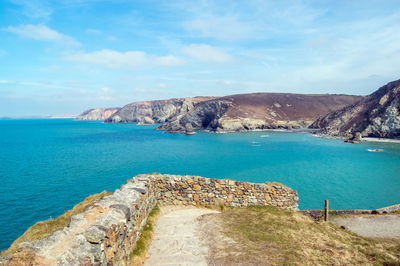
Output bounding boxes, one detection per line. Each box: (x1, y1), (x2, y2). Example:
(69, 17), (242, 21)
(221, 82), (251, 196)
(201, 206), (400, 265)
(158, 93), (362, 133)
(310, 79), (400, 138)
(75, 107), (120, 121)
(105, 97), (214, 124)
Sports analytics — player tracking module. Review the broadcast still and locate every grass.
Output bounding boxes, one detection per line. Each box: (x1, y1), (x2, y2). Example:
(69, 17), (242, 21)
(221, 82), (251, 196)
(0, 190), (112, 258)
(216, 205), (400, 265)
(129, 204), (161, 265)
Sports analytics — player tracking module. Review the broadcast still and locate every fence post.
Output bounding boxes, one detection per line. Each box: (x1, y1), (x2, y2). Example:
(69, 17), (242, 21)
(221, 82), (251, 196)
(324, 200), (329, 221)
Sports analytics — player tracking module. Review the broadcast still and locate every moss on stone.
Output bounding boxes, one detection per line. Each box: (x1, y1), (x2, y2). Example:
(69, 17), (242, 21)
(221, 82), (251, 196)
(129, 204), (161, 265)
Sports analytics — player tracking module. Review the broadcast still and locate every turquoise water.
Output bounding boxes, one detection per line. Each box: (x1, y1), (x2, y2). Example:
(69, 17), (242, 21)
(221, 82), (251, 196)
(0, 119), (400, 251)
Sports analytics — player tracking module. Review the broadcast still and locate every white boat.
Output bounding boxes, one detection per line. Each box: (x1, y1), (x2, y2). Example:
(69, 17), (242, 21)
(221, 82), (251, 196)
(367, 149), (383, 152)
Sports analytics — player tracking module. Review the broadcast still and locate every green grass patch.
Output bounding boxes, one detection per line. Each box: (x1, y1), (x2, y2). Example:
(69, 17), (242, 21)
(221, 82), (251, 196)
(1, 191), (112, 257)
(218, 205), (400, 265)
(129, 204), (161, 265)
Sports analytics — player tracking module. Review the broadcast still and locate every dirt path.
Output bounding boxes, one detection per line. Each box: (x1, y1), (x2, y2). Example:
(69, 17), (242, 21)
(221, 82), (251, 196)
(331, 214), (400, 238)
(144, 206), (219, 266)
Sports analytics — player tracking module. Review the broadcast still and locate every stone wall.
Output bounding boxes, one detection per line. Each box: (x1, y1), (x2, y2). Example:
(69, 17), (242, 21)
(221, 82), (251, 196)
(3, 174), (298, 265)
(148, 174), (299, 209)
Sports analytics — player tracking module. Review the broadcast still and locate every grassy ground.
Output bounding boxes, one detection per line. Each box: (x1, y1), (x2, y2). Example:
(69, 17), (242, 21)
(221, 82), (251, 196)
(213, 205), (400, 265)
(0, 191), (112, 258)
(129, 204), (161, 265)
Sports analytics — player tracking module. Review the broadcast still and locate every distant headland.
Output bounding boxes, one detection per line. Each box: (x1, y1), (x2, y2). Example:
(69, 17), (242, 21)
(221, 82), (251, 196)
(76, 78), (400, 141)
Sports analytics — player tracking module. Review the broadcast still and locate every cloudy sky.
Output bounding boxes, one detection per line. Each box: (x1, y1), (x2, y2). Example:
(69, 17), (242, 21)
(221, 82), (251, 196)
(1, 0), (400, 116)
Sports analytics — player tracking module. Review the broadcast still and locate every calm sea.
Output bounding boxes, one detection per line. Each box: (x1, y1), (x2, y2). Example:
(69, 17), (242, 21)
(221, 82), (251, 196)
(1, 119), (399, 250)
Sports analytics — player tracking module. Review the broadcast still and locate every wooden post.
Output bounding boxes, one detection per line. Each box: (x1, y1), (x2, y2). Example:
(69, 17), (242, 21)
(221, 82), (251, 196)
(324, 200), (329, 221)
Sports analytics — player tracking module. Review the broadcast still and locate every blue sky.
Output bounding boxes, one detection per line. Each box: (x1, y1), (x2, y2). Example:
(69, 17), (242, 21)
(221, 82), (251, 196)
(1, 0), (400, 116)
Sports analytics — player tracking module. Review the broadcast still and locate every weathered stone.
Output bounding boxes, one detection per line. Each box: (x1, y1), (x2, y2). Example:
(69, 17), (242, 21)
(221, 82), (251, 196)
(110, 204), (130, 221)
(193, 194), (199, 202)
(193, 184), (201, 191)
(84, 226), (107, 244)
(132, 187), (146, 194)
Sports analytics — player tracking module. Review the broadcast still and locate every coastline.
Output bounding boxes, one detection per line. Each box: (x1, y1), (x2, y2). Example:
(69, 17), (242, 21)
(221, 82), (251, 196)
(311, 132), (400, 144)
(362, 137), (400, 144)
(49, 118), (400, 144)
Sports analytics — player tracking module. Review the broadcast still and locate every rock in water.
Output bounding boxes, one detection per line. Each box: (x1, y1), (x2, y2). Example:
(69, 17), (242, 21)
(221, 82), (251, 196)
(310, 78), (400, 139)
(344, 132), (362, 144)
(184, 123), (195, 135)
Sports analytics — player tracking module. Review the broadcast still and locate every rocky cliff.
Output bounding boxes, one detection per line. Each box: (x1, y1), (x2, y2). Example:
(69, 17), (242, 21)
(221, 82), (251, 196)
(105, 97), (213, 124)
(76, 108), (120, 121)
(158, 93), (362, 133)
(310, 79), (400, 138)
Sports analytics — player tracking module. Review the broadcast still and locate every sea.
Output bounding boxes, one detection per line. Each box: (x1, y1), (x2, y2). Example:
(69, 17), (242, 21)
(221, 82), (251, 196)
(0, 118), (399, 251)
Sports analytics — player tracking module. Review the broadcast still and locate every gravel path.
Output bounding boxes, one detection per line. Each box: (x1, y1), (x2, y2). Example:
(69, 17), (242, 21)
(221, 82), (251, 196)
(332, 214), (400, 238)
(144, 206), (220, 266)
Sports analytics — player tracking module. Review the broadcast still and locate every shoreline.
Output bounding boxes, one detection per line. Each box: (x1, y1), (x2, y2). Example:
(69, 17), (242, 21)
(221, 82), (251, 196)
(312, 133), (400, 144)
(362, 137), (400, 144)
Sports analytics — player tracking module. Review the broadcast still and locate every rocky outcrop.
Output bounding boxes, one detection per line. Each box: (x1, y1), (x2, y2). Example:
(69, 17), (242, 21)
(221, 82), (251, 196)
(157, 99), (231, 132)
(3, 174), (298, 265)
(105, 97), (213, 124)
(310, 79), (400, 138)
(76, 108), (120, 121)
(158, 93), (362, 133)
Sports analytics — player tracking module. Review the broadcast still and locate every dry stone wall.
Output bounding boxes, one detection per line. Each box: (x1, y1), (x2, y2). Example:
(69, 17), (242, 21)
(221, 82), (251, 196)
(4, 174), (298, 265)
(148, 174), (299, 209)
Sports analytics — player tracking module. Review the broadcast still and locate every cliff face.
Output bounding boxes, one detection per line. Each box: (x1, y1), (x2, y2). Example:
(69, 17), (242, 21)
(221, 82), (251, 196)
(310, 79), (400, 138)
(158, 93), (362, 133)
(105, 97), (213, 124)
(76, 108), (120, 121)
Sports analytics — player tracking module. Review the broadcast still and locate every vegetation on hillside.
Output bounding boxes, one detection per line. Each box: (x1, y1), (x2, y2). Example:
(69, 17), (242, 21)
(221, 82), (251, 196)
(211, 205), (400, 265)
(1, 191), (112, 258)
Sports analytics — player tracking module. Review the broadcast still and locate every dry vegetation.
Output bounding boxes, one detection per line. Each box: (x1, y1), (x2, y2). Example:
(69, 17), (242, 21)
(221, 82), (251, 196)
(129, 204), (161, 265)
(0, 191), (112, 259)
(208, 205), (400, 265)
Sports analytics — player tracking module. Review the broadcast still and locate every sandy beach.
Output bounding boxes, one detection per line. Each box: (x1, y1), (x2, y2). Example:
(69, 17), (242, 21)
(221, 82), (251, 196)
(362, 137), (400, 144)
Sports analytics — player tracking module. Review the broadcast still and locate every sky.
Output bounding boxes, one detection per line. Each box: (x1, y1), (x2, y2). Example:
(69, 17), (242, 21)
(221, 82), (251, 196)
(1, 0), (400, 116)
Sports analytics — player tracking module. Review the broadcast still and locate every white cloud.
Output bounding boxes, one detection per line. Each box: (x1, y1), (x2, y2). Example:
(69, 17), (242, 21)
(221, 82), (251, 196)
(107, 36), (117, 41)
(182, 44), (233, 63)
(100, 87), (111, 93)
(64, 49), (185, 68)
(184, 16), (254, 41)
(86, 28), (102, 34)
(153, 54), (185, 66)
(3, 24), (80, 46)
(178, 0), (326, 41)
(98, 87), (114, 101)
(9, 0), (53, 19)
